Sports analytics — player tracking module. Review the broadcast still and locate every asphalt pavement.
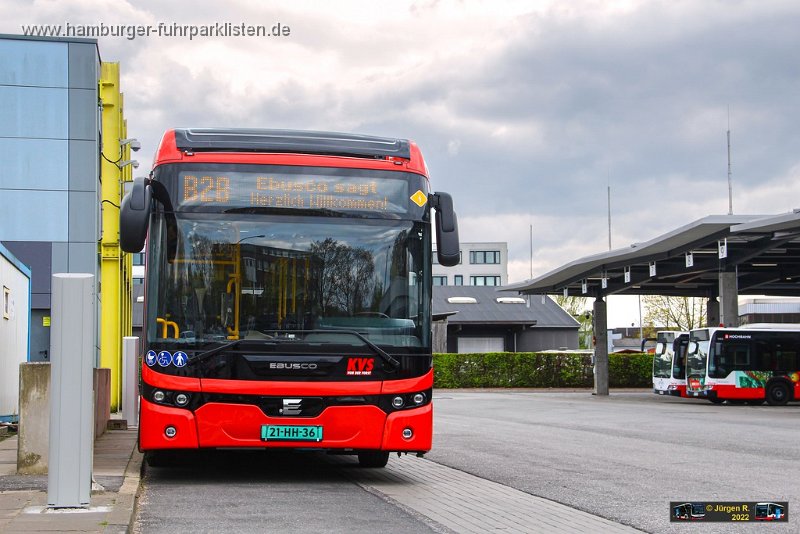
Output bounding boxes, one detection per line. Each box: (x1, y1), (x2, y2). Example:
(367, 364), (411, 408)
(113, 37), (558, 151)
(4, 390), (795, 533)
(426, 390), (799, 534)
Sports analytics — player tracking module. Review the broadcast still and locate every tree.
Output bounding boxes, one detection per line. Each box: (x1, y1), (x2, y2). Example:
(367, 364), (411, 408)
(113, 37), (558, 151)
(553, 295), (590, 318)
(553, 295), (593, 349)
(642, 295), (706, 331)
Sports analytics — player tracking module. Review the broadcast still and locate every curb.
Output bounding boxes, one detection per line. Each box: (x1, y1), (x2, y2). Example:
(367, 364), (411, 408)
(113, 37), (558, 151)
(103, 442), (143, 533)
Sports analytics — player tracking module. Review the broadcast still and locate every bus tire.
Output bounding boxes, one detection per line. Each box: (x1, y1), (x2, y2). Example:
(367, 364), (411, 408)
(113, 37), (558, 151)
(766, 382), (790, 406)
(357, 450), (390, 468)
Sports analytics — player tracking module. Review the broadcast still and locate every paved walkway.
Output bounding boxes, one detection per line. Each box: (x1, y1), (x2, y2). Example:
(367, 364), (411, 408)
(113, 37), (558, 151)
(351, 455), (642, 533)
(1, 427), (641, 533)
(0, 430), (141, 533)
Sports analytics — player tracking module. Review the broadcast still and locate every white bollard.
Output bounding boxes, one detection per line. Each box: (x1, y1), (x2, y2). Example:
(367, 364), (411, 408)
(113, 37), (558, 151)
(48, 273), (94, 508)
(122, 336), (139, 428)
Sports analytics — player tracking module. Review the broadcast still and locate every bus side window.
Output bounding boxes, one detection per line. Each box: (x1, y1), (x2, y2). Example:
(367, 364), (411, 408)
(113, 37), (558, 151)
(732, 346), (750, 368)
(776, 350), (796, 371)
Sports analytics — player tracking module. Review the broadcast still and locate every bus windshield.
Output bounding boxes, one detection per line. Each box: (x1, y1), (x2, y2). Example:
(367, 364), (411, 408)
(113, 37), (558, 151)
(653, 352), (672, 378)
(687, 338), (710, 379)
(146, 213), (430, 351)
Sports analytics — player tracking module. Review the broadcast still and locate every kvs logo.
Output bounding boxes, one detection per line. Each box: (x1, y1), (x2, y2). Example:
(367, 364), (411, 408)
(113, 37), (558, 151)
(346, 357), (375, 376)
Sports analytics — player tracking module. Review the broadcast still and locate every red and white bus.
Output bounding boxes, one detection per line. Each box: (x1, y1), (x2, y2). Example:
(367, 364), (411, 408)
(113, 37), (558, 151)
(652, 331), (689, 397)
(686, 326), (800, 405)
(120, 128), (460, 467)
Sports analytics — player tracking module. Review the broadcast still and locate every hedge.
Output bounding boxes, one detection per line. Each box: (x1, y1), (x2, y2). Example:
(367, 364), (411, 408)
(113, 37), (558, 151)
(432, 352), (651, 389)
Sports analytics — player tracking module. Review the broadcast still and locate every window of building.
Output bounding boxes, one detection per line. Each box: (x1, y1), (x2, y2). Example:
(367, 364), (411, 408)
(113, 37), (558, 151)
(133, 277), (144, 285)
(132, 252), (145, 266)
(469, 250), (500, 264)
(447, 296), (477, 304)
(3, 286), (9, 319)
(432, 276), (447, 286)
(454, 275), (463, 286)
(471, 276), (501, 286)
(458, 337), (504, 353)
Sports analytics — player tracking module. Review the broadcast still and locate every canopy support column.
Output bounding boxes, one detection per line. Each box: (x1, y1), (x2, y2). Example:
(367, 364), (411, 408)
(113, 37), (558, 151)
(593, 297), (608, 396)
(706, 297), (720, 327)
(719, 271), (739, 327)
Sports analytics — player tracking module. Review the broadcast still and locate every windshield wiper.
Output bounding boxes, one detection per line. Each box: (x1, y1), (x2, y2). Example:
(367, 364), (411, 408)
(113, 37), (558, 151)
(188, 339), (251, 365)
(266, 329), (401, 371)
(186, 330), (401, 371)
(340, 330), (401, 371)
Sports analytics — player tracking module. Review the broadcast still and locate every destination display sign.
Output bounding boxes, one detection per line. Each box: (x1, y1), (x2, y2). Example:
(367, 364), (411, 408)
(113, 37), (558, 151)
(178, 171), (416, 214)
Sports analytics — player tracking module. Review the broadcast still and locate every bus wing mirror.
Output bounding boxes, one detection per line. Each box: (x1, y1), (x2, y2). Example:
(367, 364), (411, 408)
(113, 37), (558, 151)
(430, 192), (460, 267)
(687, 341), (698, 355)
(120, 176), (152, 253)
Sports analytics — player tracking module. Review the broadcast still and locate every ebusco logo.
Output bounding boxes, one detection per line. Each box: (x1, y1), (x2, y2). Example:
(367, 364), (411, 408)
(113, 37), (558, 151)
(269, 362), (318, 370)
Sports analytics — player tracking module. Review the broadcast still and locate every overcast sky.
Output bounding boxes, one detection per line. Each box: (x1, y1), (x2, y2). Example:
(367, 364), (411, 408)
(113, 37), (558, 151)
(4, 0), (800, 325)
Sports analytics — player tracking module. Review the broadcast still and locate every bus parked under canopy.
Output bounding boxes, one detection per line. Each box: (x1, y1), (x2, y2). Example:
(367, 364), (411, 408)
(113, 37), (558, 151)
(686, 326), (800, 405)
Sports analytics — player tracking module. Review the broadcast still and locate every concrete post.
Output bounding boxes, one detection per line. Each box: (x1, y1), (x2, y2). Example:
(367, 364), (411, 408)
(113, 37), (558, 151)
(122, 336), (139, 427)
(718, 272), (739, 327)
(17, 363), (50, 474)
(48, 274), (94, 509)
(593, 298), (609, 396)
(706, 297), (720, 327)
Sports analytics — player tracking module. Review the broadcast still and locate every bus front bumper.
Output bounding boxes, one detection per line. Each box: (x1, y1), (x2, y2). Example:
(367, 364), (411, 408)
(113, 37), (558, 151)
(139, 398), (433, 453)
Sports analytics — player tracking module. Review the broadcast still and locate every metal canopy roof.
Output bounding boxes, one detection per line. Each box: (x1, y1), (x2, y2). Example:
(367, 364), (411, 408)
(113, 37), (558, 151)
(503, 212), (800, 298)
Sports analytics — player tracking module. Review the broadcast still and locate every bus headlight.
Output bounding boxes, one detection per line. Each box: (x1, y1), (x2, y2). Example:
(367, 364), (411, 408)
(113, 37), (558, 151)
(175, 393), (190, 406)
(153, 390), (166, 403)
(392, 396), (405, 409)
(412, 393), (426, 405)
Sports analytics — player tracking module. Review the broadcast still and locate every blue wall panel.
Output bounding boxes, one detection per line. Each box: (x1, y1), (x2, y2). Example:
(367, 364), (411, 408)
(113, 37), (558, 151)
(0, 190), (68, 241)
(0, 40), (68, 88)
(0, 138), (69, 190)
(0, 86), (68, 139)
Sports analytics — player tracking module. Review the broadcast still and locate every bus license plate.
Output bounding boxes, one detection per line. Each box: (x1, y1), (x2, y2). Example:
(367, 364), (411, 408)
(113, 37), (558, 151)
(261, 425), (323, 442)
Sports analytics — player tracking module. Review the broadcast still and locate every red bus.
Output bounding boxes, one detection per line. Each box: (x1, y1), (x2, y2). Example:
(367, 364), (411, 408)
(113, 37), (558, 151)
(120, 128), (459, 467)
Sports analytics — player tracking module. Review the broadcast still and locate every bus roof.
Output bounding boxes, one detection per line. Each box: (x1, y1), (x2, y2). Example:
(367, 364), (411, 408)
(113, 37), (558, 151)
(153, 128), (428, 175)
(690, 325), (800, 335)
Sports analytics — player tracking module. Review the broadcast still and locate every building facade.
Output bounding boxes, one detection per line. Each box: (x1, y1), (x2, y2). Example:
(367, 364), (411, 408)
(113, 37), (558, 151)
(0, 244), (31, 421)
(432, 241), (508, 287)
(0, 35), (101, 362)
(432, 286), (579, 353)
(738, 297), (800, 325)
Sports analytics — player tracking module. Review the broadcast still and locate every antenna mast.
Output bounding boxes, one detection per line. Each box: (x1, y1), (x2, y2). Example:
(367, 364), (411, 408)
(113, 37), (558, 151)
(529, 223), (533, 279)
(727, 108), (733, 215)
(607, 184), (612, 250)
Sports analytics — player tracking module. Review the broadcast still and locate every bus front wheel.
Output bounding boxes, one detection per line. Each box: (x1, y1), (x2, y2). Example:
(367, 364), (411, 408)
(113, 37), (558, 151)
(357, 450), (390, 468)
(766, 382), (790, 406)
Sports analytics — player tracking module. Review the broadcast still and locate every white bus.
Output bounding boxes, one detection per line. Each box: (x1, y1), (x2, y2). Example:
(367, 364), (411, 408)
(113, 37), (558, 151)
(686, 326), (800, 405)
(652, 331), (689, 397)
